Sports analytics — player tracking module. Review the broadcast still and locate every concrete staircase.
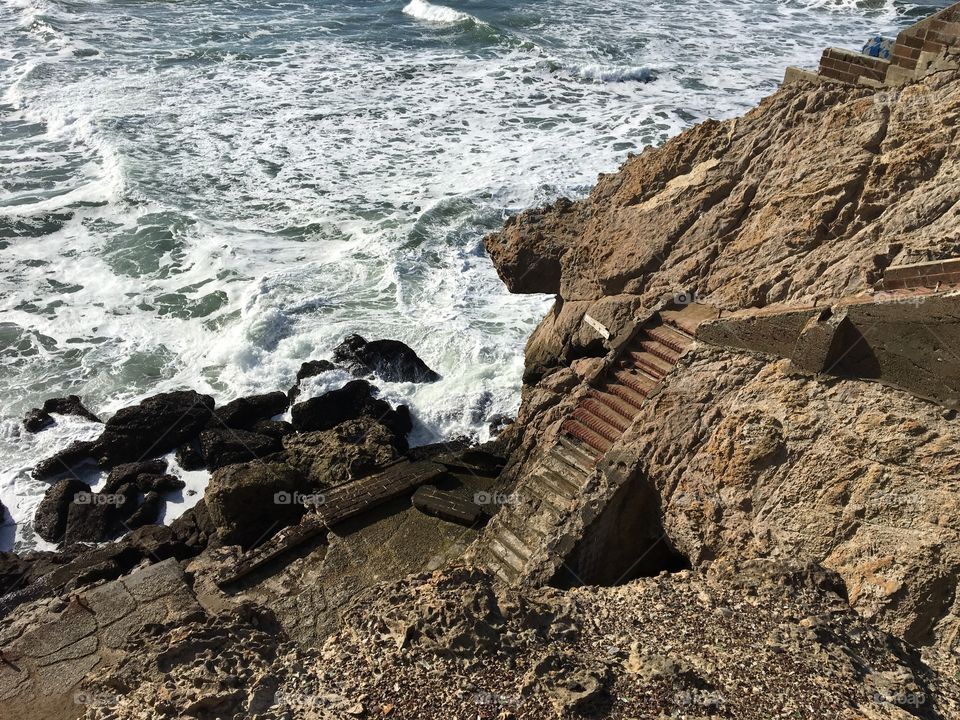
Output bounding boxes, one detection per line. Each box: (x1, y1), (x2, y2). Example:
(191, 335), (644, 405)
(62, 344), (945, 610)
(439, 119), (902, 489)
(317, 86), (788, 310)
(472, 303), (712, 585)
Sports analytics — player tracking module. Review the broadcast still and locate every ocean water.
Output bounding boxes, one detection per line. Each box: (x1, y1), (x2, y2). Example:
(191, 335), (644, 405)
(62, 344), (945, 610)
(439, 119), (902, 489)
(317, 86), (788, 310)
(0, 0), (942, 550)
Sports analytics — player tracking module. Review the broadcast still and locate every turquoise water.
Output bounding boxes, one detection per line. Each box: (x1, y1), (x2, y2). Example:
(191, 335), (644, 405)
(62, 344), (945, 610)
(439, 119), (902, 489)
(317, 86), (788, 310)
(0, 0), (939, 548)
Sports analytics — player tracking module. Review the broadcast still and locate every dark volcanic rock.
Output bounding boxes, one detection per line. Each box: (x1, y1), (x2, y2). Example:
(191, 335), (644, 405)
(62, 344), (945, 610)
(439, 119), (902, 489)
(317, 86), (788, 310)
(91, 390), (215, 467)
(290, 380), (413, 442)
(296, 359), (336, 382)
(205, 461), (312, 548)
(199, 428), (282, 471)
(288, 359), (337, 401)
(102, 459), (168, 493)
(138, 473), (185, 493)
(23, 394), (101, 433)
(170, 500), (216, 550)
(212, 391), (288, 430)
(251, 419), (294, 439)
(33, 440), (96, 480)
(176, 441), (205, 471)
(34, 478), (91, 542)
(284, 417), (404, 485)
(332, 334), (441, 383)
(63, 497), (111, 545)
(126, 491), (162, 529)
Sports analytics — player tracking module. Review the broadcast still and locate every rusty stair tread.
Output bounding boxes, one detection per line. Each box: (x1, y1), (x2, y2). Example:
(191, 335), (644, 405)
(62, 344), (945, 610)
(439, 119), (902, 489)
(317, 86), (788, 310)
(562, 419), (613, 454)
(611, 369), (657, 395)
(586, 390), (637, 424)
(626, 351), (673, 377)
(571, 407), (621, 442)
(636, 339), (681, 364)
(605, 383), (648, 410)
(579, 398), (631, 431)
(644, 324), (692, 352)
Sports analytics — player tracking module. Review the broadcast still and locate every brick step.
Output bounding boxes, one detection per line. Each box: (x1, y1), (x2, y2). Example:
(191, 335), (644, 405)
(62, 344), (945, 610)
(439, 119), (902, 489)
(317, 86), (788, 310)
(658, 312), (699, 338)
(571, 407), (622, 443)
(611, 369), (657, 396)
(644, 324), (691, 354)
(626, 351), (673, 380)
(580, 397), (631, 431)
(587, 389), (640, 424)
(554, 438), (599, 475)
(637, 338), (681, 365)
(605, 382), (648, 411)
(562, 419), (613, 455)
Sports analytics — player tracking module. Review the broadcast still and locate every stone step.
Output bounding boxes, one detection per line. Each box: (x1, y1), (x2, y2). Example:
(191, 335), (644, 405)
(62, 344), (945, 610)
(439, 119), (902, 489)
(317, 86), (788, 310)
(644, 324), (692, 353)
(536, 464), (581, 500)
(571, 407), (622, 443)
(660, 304), (716, 336)
(606, 382), (648, 411)
(587, 390), (639, 424)
(626, 351), (673, 380)
(611, 368), (658, 395)
(484, 553), (517, 583)
(489, 527), (530, 572)
(495, 501), (551, 549)
(541, 450), (589, 491)
(483, 542), (522, 581)
(554, 438), (599, 475)
(562, 419), (613, 455)
(579, 397), (631, 431)
(636, 338), (681, 365)
(522, 474), (569, 514)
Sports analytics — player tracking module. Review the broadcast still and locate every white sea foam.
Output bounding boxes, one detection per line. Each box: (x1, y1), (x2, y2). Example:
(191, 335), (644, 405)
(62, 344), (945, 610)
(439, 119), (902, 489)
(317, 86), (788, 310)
(402, 0), (478, 24)
(569, 63), (656, 83)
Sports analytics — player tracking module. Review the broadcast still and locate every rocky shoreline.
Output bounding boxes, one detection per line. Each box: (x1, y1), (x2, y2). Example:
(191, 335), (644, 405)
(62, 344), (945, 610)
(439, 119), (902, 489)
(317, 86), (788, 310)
(3, 5), (960, 719)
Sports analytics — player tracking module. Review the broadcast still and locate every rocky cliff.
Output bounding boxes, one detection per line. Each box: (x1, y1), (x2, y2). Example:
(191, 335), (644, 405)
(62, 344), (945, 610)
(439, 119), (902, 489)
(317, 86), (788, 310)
(483, 19), (960, 685)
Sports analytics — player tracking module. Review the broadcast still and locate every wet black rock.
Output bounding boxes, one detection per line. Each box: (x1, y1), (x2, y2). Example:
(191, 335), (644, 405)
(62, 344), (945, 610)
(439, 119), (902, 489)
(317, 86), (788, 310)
(91, 390), (215, 467)
(199, 428), (282, 471)
(290, 379), (412, 440)
(251, 419), (295, 439)
(62, 484), (139, 545)
(170, 500), (216, 550)
(176, 441), (206, 471)
(138, 473), (186, 493)
(212, 391), (288, 430)
(33, 440), (96, 480)
(296, 359), (336, 382)
(488, 413), (514, 436)
(205, 462), (311, 548)
(288, 359), (337, 401)
(102, 459), (168, 493)
(22, 395), (101, 433)
(34, 478), (91, 543)
(332, 334), (441, 383)
(126, 491), (162, 529)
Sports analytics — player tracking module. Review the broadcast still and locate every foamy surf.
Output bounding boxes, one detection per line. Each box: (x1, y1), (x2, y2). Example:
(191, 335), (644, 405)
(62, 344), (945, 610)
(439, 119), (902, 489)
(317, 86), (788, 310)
(402, 0), (479, 24)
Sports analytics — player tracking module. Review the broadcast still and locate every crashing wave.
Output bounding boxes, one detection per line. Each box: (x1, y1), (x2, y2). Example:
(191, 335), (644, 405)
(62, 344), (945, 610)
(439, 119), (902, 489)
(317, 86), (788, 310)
(402, 0), (479, 25)
(569, 63), (656, 83)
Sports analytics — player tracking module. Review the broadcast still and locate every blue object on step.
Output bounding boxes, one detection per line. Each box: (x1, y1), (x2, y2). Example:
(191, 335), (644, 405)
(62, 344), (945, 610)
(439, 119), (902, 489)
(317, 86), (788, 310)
(862, 35), (894, 60)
